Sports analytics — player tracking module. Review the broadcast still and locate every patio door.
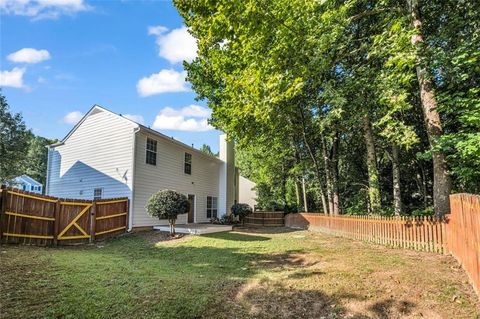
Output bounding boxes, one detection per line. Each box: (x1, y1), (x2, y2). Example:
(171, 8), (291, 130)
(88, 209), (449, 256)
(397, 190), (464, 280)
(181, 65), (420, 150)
(187, 194), (195, 223)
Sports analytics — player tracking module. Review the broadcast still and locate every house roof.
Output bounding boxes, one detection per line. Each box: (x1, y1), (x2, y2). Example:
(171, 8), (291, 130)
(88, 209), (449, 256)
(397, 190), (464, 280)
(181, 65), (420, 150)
(49, 104), (223, 163)
(15, 175), (42, 186)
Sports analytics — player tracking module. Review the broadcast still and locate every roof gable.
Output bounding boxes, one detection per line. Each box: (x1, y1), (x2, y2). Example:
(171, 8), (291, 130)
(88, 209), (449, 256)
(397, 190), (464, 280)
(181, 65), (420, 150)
(50, 105), (139, 147)
(16, 175), (42, 186)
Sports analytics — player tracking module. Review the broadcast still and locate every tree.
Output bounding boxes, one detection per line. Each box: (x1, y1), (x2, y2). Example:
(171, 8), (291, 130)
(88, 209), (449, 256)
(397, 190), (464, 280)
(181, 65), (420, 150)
(174, 0), (479, 218)
(24, 134), (56, 186)
(145, 190), (189, 236)
(0, 93), (30, 184)
(199, 144), (217, 157)
(408, 0), (452, 217)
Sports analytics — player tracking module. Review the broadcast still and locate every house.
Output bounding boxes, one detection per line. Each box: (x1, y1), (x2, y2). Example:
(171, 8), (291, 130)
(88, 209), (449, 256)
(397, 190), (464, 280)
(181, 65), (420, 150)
(45, 105), (257, 230)
(11, 175), (43, 194)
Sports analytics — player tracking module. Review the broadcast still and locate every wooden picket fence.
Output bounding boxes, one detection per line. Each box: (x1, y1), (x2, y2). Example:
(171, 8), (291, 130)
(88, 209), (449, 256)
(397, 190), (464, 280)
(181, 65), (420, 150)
(285, 193), (480, 298)
(0, 186), (129, 246)
(285, 213), (447, 253)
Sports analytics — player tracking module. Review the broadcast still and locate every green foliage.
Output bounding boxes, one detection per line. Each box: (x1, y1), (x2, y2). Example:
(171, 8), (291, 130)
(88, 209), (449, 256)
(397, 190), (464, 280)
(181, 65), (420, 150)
(411, 207), (434, 217)
(230, 203), (253, 221)
(211, 214), (237, 225)
(174, 0), (480, 215)
(0, 93), (30, 184)
(24, 135), (57, 185)
(146, 190), (189, 235)
(199, 144), (218, 157)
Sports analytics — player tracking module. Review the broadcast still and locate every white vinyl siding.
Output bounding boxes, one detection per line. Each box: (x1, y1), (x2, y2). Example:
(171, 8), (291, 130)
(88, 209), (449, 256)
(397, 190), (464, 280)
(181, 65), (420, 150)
(46, 109), (137, 200)
(132, 131), (221, 227)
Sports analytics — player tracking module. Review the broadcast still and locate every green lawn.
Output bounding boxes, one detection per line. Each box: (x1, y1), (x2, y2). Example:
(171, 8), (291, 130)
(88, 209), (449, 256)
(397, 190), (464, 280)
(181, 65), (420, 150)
(1, 228), (479, 319)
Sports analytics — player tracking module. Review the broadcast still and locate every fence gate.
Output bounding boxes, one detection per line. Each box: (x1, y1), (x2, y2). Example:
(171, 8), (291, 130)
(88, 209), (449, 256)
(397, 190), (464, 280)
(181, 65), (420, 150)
(57, 201), (92, 243)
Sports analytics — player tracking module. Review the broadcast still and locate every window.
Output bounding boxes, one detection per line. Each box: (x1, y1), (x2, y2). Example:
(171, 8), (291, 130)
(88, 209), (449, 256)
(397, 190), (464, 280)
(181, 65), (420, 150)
(94, 188), (103, 200)
(184, 152), (192, 175)
(146, 138), (157, 165)
(31, 185), (34, 191)
(207, 196), (218, 218)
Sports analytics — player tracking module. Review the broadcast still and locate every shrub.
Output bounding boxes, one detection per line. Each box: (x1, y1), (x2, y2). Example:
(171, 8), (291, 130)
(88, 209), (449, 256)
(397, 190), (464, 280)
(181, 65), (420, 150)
(231, 203), (253, 223)
(146, 190), (189, 236)
(211, 214), (237, 225)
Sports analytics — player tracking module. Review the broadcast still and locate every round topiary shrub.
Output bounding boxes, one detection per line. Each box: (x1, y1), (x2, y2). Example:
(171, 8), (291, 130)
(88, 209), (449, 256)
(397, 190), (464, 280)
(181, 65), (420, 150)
(146, 189), (189, 236)
(231, 203), (253, 224)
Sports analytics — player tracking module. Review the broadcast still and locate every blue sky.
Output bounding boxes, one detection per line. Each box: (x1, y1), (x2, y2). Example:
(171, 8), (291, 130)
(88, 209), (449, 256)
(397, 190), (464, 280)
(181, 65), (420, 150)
(0, 0), (221, 153)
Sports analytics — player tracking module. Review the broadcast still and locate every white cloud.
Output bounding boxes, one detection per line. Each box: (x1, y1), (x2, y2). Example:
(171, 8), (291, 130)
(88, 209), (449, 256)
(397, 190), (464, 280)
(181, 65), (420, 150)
(0, 67), (26, 88)
(148, 25), (168, 36)
(0, 0), (91, 19)
(137, 69), (189, 97)
(148, 25), (197, 64)
(122, 114), (145, 125)
(8, 48), (51, 64)
(152, 105), (214, 132)
(62, 111), (84, 124)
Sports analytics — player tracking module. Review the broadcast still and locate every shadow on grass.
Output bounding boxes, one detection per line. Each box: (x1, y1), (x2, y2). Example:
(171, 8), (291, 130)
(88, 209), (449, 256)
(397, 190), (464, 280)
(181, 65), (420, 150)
(200, 231), (271, 242)
(233, 226), (301, 234)
(207, 278), (418, 319)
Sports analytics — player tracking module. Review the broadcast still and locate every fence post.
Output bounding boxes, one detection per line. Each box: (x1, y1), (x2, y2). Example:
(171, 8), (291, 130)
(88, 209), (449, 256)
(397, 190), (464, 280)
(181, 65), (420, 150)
(90, 200), (97, 243)
(0, 186), (7, 242)
(53, 199), (61, 246)
(125, 199), (130, 232)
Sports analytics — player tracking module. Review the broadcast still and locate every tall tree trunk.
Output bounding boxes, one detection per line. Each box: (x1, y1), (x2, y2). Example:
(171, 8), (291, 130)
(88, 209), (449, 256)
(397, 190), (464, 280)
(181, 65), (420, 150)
(409, 0), (451, 217)
(302, 177), (309, 212)
(362, 114), (381, 213)
(293, 149), (304, 211)
(321, 135), (333, 214)
(392, 145), (402, 216)
(331, 132), (340, 215)
(299, 108), (328, 214)
(295, 178), (302, 210)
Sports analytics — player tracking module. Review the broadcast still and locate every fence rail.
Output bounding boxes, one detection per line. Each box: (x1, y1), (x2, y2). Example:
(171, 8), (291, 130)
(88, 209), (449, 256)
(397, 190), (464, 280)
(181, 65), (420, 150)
(285, 193), (480, 299)
(0, 187), (129, 246)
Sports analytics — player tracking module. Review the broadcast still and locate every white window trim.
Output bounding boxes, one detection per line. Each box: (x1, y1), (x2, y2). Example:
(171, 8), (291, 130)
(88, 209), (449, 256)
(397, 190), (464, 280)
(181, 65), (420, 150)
(93, 187), (103, 200)
(184, 152), (192, 175)
(146, 137), (157, 166)
(206, 195), (218, 219)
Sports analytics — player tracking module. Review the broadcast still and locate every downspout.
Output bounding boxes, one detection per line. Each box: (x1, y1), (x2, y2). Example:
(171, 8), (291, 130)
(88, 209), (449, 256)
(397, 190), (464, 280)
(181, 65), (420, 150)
(128, 126), (141, 232)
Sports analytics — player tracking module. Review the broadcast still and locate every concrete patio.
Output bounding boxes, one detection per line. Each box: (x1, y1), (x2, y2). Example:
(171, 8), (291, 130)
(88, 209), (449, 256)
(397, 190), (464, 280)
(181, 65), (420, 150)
(153, 223), (233, 235)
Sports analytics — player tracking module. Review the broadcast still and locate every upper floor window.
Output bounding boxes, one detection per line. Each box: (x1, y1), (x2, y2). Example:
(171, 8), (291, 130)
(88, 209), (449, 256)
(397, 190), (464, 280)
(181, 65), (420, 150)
(184, 152), (192, 175)
(146, 138), (157, 165)
(94, 188), (103, 200)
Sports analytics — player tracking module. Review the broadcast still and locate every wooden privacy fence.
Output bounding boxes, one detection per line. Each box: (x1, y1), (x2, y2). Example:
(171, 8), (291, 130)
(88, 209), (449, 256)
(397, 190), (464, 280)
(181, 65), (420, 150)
(447, 194), (479, 297)
(0, 187), (129, 246)
(244, 211), (285, 227)
(285, 193), (480, 298)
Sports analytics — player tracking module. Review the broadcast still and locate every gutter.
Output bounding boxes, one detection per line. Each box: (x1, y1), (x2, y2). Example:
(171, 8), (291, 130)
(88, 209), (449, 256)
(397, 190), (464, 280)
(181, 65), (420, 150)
(128, 126), (141, 231)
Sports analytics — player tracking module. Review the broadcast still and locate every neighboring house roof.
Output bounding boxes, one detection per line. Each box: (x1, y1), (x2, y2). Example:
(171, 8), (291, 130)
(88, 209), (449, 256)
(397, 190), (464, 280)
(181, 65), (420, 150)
(15, 175), (42, 187)
(49, 104), (223, 163)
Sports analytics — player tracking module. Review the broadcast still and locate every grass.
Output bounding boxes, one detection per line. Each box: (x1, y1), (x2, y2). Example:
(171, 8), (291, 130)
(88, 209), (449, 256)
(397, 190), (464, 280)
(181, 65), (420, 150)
(1, 227), (479, 319)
